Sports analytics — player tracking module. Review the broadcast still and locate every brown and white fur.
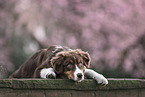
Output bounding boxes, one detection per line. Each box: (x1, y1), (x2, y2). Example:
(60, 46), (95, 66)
(9, 45), (108, 85)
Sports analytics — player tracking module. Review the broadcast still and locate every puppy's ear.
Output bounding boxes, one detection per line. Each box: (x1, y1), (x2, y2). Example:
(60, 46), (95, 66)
(81, 52), (91, 68)
(76, 49), (91, 68)
(51, 55), (64, 74)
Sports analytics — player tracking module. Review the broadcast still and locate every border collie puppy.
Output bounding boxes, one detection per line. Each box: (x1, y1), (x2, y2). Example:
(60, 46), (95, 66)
(9, 45), (108, 85)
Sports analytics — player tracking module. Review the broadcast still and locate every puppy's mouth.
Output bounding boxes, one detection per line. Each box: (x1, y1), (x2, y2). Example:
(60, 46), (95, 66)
(72, 74), (84, 82)
(69, 78), (84, 82)
(68, 75), (84, 82)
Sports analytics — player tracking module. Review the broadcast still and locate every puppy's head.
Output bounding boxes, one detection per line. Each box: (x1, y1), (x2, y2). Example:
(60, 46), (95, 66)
(50, 49), (91, 82)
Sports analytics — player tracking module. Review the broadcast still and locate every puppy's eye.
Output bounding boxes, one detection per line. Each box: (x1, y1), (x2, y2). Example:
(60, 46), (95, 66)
(66, 64), (73, 71)
(79, 63), (84, 69)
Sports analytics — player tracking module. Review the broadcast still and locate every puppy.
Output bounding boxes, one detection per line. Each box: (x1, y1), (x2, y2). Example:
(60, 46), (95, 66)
(9, 45), (108, 85)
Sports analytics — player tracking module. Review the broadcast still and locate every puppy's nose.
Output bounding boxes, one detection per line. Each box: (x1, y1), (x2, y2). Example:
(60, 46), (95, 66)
(77, 73), (83, 78)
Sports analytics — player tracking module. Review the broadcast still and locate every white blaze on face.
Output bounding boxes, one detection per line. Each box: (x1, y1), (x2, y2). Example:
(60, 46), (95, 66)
(74, 65), (84, 82)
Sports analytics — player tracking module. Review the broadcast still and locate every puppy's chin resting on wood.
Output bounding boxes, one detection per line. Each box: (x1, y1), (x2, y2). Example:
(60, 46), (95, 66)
(9, 45), (108, 86)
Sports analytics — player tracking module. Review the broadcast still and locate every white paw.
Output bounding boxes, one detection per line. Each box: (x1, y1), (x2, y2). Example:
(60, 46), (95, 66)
(40, 68), (56, 79)
(46, 71), (56, 79)
(94, 74), (108, 86)
(84, 69), (108, 86)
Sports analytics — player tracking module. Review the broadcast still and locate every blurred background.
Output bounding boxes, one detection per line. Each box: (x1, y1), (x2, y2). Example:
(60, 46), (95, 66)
(0, 0), (145, 79)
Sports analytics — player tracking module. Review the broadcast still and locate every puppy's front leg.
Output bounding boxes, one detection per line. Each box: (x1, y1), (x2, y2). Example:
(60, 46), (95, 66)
(85, 69), (108, 86)
(40, 68), (56, 79)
